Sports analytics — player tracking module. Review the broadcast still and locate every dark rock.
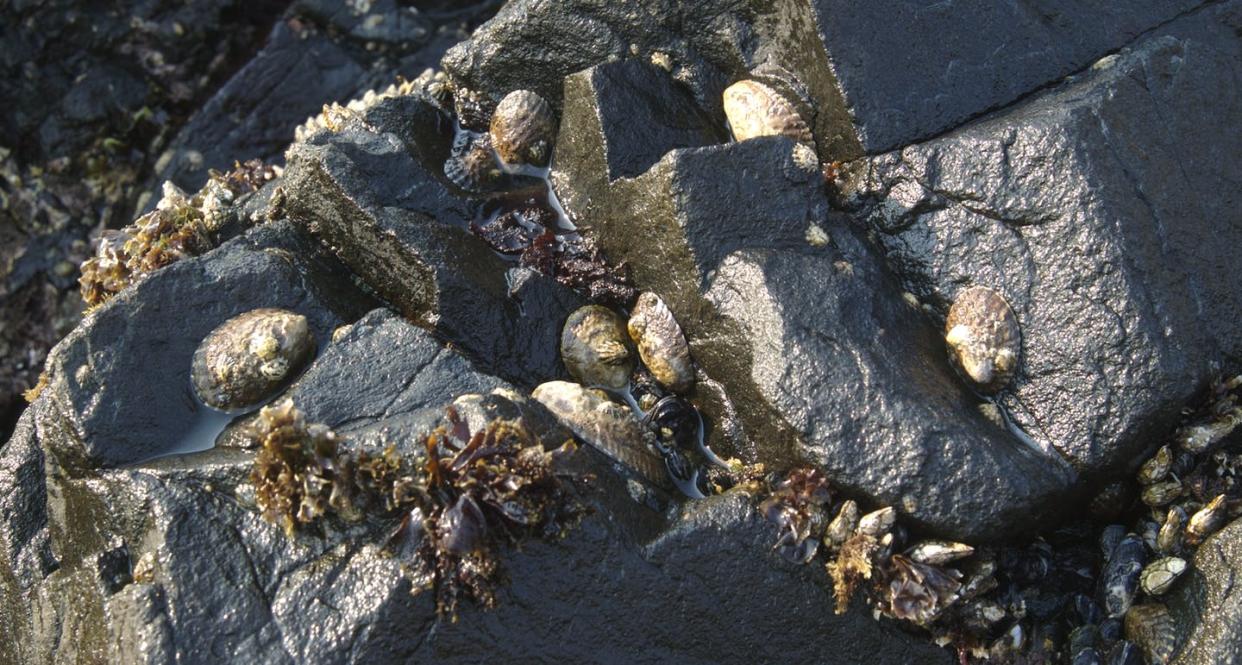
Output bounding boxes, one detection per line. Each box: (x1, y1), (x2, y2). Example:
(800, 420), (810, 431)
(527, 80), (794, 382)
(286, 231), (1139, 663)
(1, 400), (954, 664)
(283, 96), (587, 386)
(551, 59), (1068, 540)
(0, 0), (279, 163)
(703, 243), (1073, 540)
(444, 0), (1204, 162)
(440, 0), (747, 121)
(1168, 517), (1242, 664)
(151, 0), (495, 195)
(40, 220), (377, 470)
(276, 309), (508, 434)
(839, 4), (1242, 489)
(772, 0), (1204, 155)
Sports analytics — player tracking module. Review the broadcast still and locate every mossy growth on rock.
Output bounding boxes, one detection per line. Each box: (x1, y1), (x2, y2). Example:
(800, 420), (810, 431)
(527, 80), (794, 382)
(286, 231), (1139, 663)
(248, 398), (590, 618)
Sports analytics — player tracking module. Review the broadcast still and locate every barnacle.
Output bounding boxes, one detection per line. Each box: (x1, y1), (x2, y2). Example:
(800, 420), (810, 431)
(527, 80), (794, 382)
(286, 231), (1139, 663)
(78, 182), (218, 307)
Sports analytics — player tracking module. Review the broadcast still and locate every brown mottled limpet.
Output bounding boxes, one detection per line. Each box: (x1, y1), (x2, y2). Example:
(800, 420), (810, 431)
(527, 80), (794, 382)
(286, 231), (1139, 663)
(489, 90), (556, 167)
(191, 308), (315, 411)
(627, 292), (694, 394)
(945, 286), (1021, 392)
(723, 79), (814, 146)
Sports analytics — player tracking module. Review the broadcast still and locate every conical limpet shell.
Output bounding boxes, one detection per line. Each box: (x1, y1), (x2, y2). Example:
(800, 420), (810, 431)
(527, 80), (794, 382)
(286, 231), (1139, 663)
(723, 79), (814, 145)
(627, 292), (694, 394)
(191, 308), (315, 411)
(945, 286), (1020, 391)
(489, 90), (556, 167)
(561, 305), (634, 390)
(444, 132), (503, 193)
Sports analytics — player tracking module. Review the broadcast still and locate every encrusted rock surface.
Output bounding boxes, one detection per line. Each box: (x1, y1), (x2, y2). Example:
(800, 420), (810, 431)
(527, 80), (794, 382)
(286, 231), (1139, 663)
(41, 219), (376, 470)
(4, 0), (1242, 661)
(0, 314), (951, 665)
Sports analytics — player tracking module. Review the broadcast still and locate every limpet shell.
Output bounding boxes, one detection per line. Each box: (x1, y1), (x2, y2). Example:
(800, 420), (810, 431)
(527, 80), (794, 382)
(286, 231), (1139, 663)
(945, 286), (1021, 391)
(561, 305), (634, 390)
(723, 79), (814, 145)
(489, 90), (556, 167)
(444, 132), (503, 193)
(191, 308), (315, 411)
(627, 292), (694, 394)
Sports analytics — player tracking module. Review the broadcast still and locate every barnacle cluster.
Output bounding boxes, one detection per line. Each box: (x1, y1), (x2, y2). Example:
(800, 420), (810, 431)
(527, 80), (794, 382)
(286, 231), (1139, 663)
(77, 178), (238, 307)
(247, 398), (588, 618)
(756, 470), (979, 628)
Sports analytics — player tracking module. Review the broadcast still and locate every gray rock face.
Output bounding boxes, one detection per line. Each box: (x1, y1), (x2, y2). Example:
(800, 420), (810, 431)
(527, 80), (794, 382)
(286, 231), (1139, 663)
(40, 220), (377, 470)
(284, 95), (587, 387)
(1169, 517), (1242, 664)
(839, 3), (1242, 487)
(151, 0), (491, 195)
(277, 309), (508, 434)
(704, 244), (1074, 539)
(783, 0), (1204, 155)
(550, 58), (1069, 540)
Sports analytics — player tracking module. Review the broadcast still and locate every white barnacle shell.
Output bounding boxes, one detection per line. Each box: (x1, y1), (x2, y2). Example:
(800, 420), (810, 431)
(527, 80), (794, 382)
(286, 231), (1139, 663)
(627, 292), (694, 394)
(857, 506), (896, 537)
(191, 308), (315, 412)
(1139, 557), (1186, 596)
(722, 79), (813, 146)
(489, 89), (556, 167)
(945, 286), (1020, 391)
(907, 540), (976, 565)
(561, 305), (634, 390)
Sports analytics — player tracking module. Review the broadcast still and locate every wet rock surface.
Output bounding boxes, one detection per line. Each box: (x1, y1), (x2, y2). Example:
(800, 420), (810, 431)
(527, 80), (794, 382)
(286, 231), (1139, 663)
(838, 3), (1242, 491)
(4, 0), (1242, 662)
(1, 329), (951, 665)
(550, 58), (1069, 540)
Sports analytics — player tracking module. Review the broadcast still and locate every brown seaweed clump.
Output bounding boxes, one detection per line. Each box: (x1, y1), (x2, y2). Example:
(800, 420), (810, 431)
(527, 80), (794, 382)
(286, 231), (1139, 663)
(248, 399), (588, 618)
(402, 411), (587, 616)
(758, 467), (832, 563)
